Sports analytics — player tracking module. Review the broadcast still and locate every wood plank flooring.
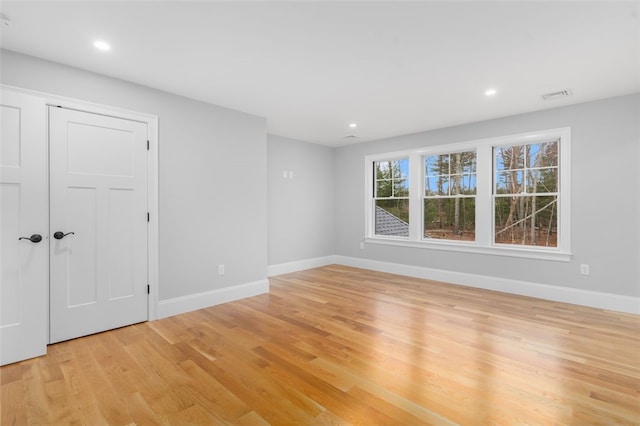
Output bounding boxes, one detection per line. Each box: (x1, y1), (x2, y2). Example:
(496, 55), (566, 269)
(2, 265), (639, 425)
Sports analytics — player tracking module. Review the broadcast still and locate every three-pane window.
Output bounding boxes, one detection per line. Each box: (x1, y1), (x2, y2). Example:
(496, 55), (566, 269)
(366, 128), (570, 260)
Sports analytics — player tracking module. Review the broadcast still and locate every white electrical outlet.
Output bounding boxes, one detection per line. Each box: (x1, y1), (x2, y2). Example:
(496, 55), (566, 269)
(218, 264), (225, 276)
(580, 264), (590, 275)
(359, 242), (365, 250)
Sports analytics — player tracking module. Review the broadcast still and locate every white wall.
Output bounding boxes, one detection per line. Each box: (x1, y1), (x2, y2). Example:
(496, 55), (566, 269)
(267, 135), (334, 269)
(334, 94), (640, 299)
(1, 49), (268, 303)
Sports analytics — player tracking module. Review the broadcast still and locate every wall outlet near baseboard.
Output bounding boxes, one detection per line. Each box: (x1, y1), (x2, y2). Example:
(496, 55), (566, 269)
(218, 264), (225, 276)
(580, 264), (590, 275)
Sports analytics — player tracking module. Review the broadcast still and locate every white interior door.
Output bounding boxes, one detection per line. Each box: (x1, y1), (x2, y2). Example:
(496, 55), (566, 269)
(0, 90), (48, 365)
(49, 107), (148, 344)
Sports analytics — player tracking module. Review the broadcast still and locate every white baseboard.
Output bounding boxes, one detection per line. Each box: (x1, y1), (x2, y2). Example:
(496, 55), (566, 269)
(157, 279), (269, 319)
(207, 255), (638, 315)
(334, 255), (640, 315)
(267, 255), (335, 277)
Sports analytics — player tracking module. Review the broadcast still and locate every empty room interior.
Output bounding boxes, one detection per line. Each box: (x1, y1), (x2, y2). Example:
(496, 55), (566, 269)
(1, 1), (639, 425)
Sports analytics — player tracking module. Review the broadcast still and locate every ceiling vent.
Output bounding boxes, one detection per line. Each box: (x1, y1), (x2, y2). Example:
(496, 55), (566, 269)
(0, 14), (12, 28)
(0, 13), (13, 28)
(542, 89), (572, 101)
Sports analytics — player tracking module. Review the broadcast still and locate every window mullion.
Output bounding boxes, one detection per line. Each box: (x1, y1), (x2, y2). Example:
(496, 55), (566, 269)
(409, 153), (422, 241)
(365, 158), (374, 238)
(558, 128), (571, 252)
(475, 144), (493, 246)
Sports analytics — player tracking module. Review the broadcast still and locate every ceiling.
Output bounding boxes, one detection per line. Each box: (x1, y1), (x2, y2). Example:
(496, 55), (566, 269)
(0, 1), (638, 146)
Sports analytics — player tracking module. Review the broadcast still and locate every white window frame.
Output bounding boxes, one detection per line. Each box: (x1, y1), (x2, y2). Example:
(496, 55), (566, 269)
(364, 127), (571, 261)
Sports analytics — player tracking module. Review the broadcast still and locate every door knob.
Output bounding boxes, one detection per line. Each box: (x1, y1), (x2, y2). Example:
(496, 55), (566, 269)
(53, 231), (75, 240)
(18, 234), (43, 243)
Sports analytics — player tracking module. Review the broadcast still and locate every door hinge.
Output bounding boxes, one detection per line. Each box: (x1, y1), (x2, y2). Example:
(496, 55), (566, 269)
(147, 212), (150, 222)
(147, 140), (150, 151)
(147, 284), (150, 294)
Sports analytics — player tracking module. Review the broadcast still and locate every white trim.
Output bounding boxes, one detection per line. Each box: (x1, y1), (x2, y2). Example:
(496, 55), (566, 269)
(1, 84), (161, 322)
(334, 256), (640, 315)
(1, 84), (156, 124)
(147, 116), (160, 320)
(364, 155), (373, 238)
(476, 144), (492, 246)
(268, 256), (335, 277)
(157, 279), (269, 319)
(363, 128), (570, 163)
(364, 237), (572, 262)
(409, 152), (422, 240)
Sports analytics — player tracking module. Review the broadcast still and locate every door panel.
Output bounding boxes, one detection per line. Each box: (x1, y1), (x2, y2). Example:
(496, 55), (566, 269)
(0, 90), (48, 366)
(1, 183), (21, 325)
(67, 122), (135, 176)
(65, 186), (98, 307)
(108, 188), (136, 300)
(49, 107), (148, 344)
(1, 105), (21, 167)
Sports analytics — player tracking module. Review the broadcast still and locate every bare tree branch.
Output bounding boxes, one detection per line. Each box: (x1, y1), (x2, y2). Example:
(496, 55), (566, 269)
(495, 198), (557, 236)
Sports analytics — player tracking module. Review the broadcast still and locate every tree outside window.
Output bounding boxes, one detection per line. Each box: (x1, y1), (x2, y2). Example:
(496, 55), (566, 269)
(374, 159), (409, 237)
(424, 151), (476, 241)
(494, 140), (558, 247)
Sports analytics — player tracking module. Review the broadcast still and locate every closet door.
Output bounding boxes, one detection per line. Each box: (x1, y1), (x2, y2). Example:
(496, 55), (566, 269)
(49, 107), (148, 343)
(0, 89), (48, 365)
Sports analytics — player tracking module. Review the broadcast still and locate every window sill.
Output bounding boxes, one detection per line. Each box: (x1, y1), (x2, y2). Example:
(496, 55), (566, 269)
(364, 237), (572, 262)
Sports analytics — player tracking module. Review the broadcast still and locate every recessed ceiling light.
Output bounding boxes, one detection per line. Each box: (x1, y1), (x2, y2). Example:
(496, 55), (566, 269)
(485, 89), (497, 96)
(349, 123), (358, 128)
(93, 40), (111, 51)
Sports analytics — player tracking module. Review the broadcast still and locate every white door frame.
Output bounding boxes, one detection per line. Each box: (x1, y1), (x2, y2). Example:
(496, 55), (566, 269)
(1, 84), (160, 323)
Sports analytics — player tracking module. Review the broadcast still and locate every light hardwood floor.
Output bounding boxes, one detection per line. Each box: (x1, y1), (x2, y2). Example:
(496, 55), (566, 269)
(2, 265), (639, 425)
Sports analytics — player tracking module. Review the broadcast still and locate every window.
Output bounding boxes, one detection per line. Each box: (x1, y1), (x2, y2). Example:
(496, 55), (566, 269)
(424, 151), (476, 241)
(494, 141), (558, 247)
(365, 128), (571, 261)
(373, 158), (409, 237)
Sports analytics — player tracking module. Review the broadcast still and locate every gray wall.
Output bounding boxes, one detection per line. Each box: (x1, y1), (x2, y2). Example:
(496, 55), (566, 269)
(3, 49), (638, 303)
(267, 134), (334, 265)
(1, 49), (268, 301)
(335, 94), (640, 297)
